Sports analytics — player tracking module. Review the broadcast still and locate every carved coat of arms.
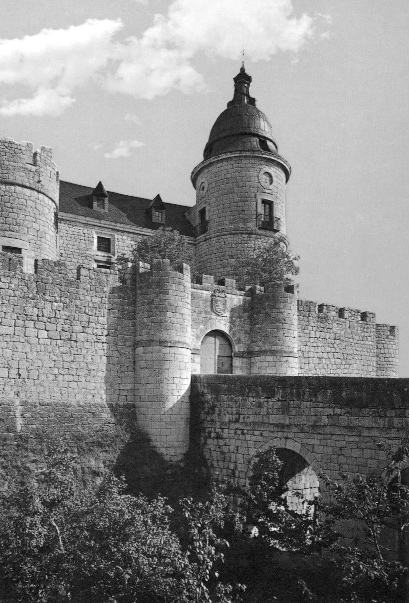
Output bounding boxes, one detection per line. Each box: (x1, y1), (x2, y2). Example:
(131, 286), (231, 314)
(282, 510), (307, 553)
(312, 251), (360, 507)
(211, 286), (227, 316)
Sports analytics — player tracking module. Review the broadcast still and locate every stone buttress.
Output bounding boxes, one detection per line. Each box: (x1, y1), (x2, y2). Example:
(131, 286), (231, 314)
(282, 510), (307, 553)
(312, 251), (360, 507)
(0, 138), (59, 271)
(134, 259), (192, 461)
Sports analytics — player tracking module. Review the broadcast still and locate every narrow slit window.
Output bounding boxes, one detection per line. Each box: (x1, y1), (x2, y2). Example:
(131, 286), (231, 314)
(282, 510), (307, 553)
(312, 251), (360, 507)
(198, 207), (208, 235)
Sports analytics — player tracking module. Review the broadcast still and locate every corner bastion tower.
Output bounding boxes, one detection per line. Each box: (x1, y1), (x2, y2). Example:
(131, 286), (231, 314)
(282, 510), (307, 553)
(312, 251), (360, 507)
(0, 139), (59, 271)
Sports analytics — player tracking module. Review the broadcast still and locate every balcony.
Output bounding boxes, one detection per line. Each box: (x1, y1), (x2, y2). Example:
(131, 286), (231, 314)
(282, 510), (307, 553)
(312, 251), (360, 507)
(257, 215), (282, 232)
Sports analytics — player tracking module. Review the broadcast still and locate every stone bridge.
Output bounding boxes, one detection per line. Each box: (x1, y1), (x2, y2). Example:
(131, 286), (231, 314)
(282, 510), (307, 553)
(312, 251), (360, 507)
(190, 375), (409, 503)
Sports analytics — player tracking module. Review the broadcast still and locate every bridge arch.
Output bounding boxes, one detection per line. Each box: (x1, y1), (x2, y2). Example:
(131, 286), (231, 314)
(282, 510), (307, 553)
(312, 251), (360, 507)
(246, 438), (321, 513)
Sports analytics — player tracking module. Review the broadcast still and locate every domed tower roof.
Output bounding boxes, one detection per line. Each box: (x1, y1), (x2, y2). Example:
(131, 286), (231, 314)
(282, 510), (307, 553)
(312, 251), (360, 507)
(203, 65), (278, 160)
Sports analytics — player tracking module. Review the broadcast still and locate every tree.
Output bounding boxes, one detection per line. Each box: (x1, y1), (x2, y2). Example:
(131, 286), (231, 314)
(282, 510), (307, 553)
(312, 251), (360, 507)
(117, 227), (195, 275)
(225, 444), (409, 603)
(315, 442), (409, 603)
(234, 236), (299, 288)
(0, 442), (239, 603)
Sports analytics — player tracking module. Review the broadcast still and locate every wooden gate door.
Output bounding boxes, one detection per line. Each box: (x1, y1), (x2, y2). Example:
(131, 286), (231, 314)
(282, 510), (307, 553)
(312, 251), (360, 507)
(200, 331), (232, 374)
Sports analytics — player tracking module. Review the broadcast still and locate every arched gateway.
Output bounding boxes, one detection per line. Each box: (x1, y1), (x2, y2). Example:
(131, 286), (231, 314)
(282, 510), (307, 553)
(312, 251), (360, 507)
(200, 330), (233, 375)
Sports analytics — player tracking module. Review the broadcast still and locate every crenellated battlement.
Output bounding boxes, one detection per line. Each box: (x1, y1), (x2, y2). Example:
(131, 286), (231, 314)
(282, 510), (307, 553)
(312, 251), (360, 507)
(136, 258), (191, 279)
(0, 138), (59, 204)
(0, 252), (112, 292)
(298, 299), (378, 324)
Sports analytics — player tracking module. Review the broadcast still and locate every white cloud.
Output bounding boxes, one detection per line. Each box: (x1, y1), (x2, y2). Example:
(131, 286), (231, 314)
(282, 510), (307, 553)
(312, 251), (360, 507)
(125, 113), (142, 125)
(104, 139), (144, 159)
(0, 1), (328, 115)
(0, 18), (122, 116)
(0, 88), (74, 116)
(105, 0), (318, 98)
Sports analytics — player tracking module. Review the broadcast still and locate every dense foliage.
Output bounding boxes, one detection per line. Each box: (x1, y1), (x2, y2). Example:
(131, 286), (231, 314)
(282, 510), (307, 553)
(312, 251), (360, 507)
(234, 236), (299, 287)
(0, 443), (238, 603)
(116, 227), (195, 275)
(0, 441), (408, 603)
(116, 228), (299, 288)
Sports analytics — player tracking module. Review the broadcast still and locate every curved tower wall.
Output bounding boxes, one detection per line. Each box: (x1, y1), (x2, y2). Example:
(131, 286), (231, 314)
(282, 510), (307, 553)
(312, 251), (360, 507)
(250, 282), (298, 375)
(134, 259), (192, 462)
(192, 152), (288, 281)
(0, 139), (59, 271)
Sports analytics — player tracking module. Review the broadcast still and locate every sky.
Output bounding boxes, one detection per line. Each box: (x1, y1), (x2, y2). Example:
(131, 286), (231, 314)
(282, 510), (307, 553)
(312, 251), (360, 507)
(0, 0), (408, 376)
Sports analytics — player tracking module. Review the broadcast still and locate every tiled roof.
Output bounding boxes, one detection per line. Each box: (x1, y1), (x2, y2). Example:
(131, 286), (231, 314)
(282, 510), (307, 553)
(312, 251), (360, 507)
(59, 181), (195, 237)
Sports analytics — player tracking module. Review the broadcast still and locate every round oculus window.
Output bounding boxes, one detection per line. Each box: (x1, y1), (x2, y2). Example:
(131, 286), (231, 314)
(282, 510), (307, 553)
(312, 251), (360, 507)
(198, 178), (208, 197)
(259, 169), (274, 188)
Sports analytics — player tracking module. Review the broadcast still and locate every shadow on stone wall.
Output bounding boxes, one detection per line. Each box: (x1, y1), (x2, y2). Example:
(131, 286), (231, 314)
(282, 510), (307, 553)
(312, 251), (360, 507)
(104, 280), (207, 502)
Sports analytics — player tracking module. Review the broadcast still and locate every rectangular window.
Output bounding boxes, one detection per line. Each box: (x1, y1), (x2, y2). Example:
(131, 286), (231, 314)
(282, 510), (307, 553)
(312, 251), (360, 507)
(262, 200), (273, 223)
(2, 246), (22, 254)
(96, 197), (105, 210)
(258, 200), (280, 231)
(96, 236), (111, 253)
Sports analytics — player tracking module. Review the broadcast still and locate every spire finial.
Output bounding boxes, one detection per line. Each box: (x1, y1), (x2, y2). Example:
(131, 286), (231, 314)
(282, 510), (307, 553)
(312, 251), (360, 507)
(241, 47), (245, 72)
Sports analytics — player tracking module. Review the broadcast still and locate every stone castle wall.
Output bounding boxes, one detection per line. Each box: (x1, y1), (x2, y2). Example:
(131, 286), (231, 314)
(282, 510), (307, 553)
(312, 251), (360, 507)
(190, 375), (409, 485)
(297, 300), (398, 377)
(189, 275), (397, 380)
(0, 253), (136, 473)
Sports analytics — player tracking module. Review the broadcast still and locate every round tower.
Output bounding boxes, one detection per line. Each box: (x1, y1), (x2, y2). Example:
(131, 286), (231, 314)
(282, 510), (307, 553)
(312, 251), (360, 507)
(134, 259), (192, 462)
(250, 282), (299, 375)
(191, 66), (291, 282)
(0, 138), (59, 271)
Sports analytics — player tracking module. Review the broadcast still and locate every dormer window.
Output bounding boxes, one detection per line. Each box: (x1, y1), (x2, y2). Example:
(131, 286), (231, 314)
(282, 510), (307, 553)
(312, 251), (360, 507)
(147, 194), (166, 224)
(91, 181), (109, 213)
(152, 208), (165, 223)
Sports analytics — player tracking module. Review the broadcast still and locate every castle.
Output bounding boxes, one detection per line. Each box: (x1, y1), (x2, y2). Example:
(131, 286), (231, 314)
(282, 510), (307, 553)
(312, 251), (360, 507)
(0, 67), (406, 502)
